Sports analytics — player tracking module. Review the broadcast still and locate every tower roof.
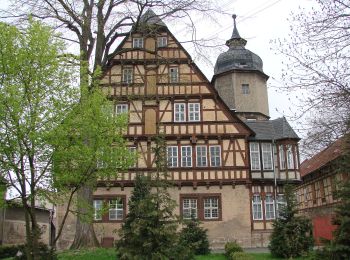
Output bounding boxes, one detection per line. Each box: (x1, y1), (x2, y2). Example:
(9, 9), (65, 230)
(139, 9), (166, 27)
(226, 14), (247, 48)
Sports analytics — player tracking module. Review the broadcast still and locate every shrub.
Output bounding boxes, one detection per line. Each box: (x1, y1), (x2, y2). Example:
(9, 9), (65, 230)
(230, 252), (253, 260)
(224, 241), (243, 258)
(15, 243), (56, 260)
(0, 244), (23, 258)
(179, 219), (210, 255)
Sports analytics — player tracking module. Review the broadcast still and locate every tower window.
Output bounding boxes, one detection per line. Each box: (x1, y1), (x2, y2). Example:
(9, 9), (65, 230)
(242, 84), (250, 94)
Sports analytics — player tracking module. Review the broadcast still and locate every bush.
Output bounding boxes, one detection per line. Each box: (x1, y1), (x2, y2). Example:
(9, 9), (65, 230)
(230, 252), (253, 260)
(224, 241), (243, 258)
(15, 243), (56, 260)
(0, 244), (23, 258)
(179, 219), (210, 255)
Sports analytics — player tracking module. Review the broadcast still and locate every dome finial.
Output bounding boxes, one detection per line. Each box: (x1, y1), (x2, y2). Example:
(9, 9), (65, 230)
(226, 14), (247, 48)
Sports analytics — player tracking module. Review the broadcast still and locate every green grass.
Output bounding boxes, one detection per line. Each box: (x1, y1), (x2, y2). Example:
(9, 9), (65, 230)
(195, 253), (226, 260)
(58, 248), (116, 260)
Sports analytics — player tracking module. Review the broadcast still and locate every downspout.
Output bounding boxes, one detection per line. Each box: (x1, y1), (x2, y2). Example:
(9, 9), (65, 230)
(272, 139), (278, 217)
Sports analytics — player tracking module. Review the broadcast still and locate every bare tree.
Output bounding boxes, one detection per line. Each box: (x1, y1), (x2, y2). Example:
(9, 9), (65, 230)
(274, 0), (350, 158)
(1, 0), (222, 249)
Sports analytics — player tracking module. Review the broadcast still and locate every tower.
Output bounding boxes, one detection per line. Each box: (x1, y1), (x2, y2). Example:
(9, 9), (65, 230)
(213, 15), (269, 121)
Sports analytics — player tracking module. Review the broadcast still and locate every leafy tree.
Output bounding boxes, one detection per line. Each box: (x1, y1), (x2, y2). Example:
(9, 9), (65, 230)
(179, 219), (210, 255)
(269, 184), (314, 258)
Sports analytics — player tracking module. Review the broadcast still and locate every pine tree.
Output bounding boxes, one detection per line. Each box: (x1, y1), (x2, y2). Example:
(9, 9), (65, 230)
(179, 219), (210, 255)
(269, 184), (314, 258)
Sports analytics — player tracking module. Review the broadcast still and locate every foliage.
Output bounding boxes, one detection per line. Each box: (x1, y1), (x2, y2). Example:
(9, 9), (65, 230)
(229, 252), (253, 260)
(269, 184), (313, 258)
(224, 241), (243, 258)
(14, 243), (56, 260)
(179, 219), (210, 255)
(58, 248), (116, 260)
(0, 244), (22, 258)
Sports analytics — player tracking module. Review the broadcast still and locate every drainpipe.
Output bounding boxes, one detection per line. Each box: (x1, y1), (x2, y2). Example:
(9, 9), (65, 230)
(272, 139), (278, 217)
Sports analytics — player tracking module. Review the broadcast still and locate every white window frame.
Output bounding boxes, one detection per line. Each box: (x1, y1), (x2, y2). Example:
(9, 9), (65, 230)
(279, 145), (286, 170)
(167, 146), (178, 167)
(115, 104), (128, 115)
(261, 143), (273, 170)
(204, 197), (219, 219)
(252, 194), (263, 220)
(183, 198), (198, 219)
(287, 145), (294, 169)
(188, 103), (200, 122)
(133, 37), (144, 48)
(109, 198), (124, 220)
(174, 103), (186, 122)
(93, 200), (103, 220)
(265, 194), (275, 220)
(250, 142), (261, 170)
(242, 84), (250, 94)
(209, 145), (221, 167)
(196, 146), (207, 167)
(181, 146), (192, 167)
(122, 67), (133, 84)
(157, 36), (167, 47)
(169, 67), (179, 83)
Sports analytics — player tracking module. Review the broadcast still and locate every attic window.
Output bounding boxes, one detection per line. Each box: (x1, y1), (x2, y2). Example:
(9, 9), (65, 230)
(133, 37), (144, 48)
(157, 37), (167, 47)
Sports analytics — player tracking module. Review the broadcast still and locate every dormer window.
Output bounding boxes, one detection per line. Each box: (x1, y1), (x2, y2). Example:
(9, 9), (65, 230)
(157, 37), (167, 47)
(242, 84), (250, 94)
(133, 37), (144, 48)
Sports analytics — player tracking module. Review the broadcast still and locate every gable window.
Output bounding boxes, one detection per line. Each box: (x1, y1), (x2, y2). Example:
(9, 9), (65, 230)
(133, 37), (144, 48)
(157, 36), (167, 47)
(279, 145), (286, 170)
(286, 145), (294, 169)
(181, 146), (192, 167)
(196, 146), (207, 167)
(242, 84), (250, 94)
(169, 67), (179, 83)
(183, 198), (197, 219)
(109, 198), (124, 220)
(209, 146), (221, 167)
(116, 104), (128, 115)
(188, 103), (200, 121)
(252, 194), (263, 220)
(167, 146), (178, 167)
(174, 103), (186, 122)
(122, 67), (133, 84)
(204, 198), (219, 219)
(261, 143), (273, 170)
(250, 142), (260, 170)
(265, 194), (275, 220)
(93, 200), (103, 220)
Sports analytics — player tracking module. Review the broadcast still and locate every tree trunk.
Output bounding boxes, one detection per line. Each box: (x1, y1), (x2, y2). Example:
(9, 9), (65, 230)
(70, 185), (100, 249)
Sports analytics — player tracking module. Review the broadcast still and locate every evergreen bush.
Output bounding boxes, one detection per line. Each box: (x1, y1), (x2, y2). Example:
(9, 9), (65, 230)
(224, 241), (243, 258)
(179, 219), (210, 255)
(230, 252), (253, 260)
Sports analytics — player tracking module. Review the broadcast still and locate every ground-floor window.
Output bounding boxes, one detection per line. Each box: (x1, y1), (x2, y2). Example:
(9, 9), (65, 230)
(252, 194), (263, 220)
(93, 195), (126, 222)
(180, 194), (221, 221)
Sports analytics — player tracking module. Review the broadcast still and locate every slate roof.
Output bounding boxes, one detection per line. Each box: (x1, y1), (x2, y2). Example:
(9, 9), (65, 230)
(140, 9), (166, 27)
(246, 117), (299, 141)
(300, 138), (344, 177)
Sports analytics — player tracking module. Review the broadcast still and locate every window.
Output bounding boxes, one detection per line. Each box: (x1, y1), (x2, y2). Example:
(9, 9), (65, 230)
(169, 67), (179, 83)
(93, 200), (103, 220)
(196, 146), (207, 167)
(157, 36), (167, 47)
(129, 146), (137, 167)
(287, 145), (294, 169)
(116, 104), (128, 115)
(276, 194), (286, 218)
(209, 146), (221, 167)
(109, 198), (124, 220)
(174, 103), (186, 122)
(167, 146), (178, 167)
(183, 198), (197, 219)
(250, 143), (260, 170)
(252, 194), (263, 220)
(242, 84), (250, 94)
(133, 37), (143, 48)
(279, 145), (286, 170)
(181, 146), (192, 167)
(265, 194), (275, 220)
(188, 103), (200, 121)
(204, 198), (219, 219)
(122, 67), (133, 84)
(261, 143), (273, 170)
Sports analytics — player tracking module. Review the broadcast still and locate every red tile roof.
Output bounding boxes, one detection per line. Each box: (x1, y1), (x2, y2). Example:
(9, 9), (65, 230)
(300, 138), (344, 177)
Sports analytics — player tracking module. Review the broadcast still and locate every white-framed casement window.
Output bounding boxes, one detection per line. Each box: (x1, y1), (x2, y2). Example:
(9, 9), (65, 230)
(204, 197), (219, 219)
(183, 198), (197, 219)
(167, 146), (178, 167)
(181, 146), (192, 167)
(157, 36), (167, 47)
(115, 104), (128, 115)
(209, 146), (221, 167)
(252, 194), (263, 220)
(265, 194), (275, 220)
(188, 103), (200, 122)
(174, 103), (186, 122)
(169, 67), (179, 83)
(109, 198), (124, 220)
(276, 194), (286, 218)
(286, 145), (294, 169)
(133, 37), (144, 48)
(279, 145), (286, 170)
(196, 146), (207, 167)
(250, 142), (261, 170)
(261, 143), (273, 170)
(122, 67), (133, 84)
(93, 200), (103, 220)
(242, 84), (250, 94)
